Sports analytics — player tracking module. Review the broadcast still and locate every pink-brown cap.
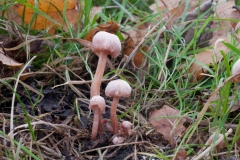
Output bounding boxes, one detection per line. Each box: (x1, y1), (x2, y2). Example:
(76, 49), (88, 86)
(89, 95), (106, 114)
(105, 79), (131, 98)
(232, 59), (240, 82)
(92, 31), (121, 58)
(122, 121), (132, 130)
(112, 136), (124, 144)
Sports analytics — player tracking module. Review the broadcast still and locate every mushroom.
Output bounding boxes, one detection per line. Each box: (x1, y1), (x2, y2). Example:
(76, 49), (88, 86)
(112, 136), (124, 144)
(105, 79), (132, 134)
(120, 121), (134, 136)
(89, 95), (106, 140)
(91, 31), (121, 97)
(231, 58), (240, 82)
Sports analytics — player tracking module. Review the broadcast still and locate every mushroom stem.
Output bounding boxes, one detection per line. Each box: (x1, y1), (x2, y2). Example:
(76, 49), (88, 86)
(90, 52), (107, 97)
(98, 113), (104, 133)
(91, 106), (100, 140)
(111, 97), (120, 134)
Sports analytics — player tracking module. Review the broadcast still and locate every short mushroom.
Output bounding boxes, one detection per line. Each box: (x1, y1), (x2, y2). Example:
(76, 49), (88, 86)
(231, 58), (240, 82)
(105, 79), (132, 134)
(89, 95), (106, 140)
(120, 121), (134, 136)
(91, 31), (121, 97)
(112, 136), (124, 144)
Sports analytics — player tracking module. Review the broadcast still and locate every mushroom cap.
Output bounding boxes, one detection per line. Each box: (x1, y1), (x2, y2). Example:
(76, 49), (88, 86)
(122, 121), (132, 129)
(92, 31), (121, 58)
(89, 95), (106, 114)
(112, 136), (124, 144)
(232, 59), (240, 82)
(105, 79), (131, 98)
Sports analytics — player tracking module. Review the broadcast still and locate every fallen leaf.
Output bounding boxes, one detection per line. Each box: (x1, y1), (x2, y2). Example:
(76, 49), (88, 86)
(230, 9), (240, 29)
(188, 49), (221, 82)
(122, 37), (147, 68)
(170, 149), (187, 160)
(16, 0), (77, 13)
(0, 51), (23, 68)
(149, 0), (181, 16)
(149, 105), (186, 147)
(188, 38), (228, 82)
(7, 1), (80, 34)
(183, 0), (213, 47)
(209, 95), (240, 112)
(84, 21), (119, 42)
(90, 6), (102, 21)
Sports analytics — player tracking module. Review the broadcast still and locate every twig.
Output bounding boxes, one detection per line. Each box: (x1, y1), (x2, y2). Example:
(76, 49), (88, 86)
(80, 141), (147, 154)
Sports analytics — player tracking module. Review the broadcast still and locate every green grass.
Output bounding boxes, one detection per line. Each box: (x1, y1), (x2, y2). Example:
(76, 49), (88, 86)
(0, 0), (239, 159)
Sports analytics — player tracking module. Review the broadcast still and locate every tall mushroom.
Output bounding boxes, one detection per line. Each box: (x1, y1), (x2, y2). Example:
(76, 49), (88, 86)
(89, 31), (121, 140)
(91, 31), (121, 97)
(105, 79), (132, 134)
(89, 95), (106, 140)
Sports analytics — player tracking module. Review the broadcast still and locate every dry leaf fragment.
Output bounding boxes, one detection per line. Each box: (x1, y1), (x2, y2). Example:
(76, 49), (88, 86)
(185, 0), (213, 21)
(0, 51), (23, 68)
(84, 21), (119, 42)
(188, 49), (220, 82)
(149, 105), (186, 147)
(209, 95), (240, 112)
(188, 38), (228, 82)
(230, 9), (240, 29)
(122, 37), (147, 68)
(170, 149), (187, 160)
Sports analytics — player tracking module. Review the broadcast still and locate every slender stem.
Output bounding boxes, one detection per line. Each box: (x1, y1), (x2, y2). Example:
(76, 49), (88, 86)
(90, 52), (107, 97)
(111, 97), (119, 134)
(98, 112), (104, 133)
(91, 106), (100, 140)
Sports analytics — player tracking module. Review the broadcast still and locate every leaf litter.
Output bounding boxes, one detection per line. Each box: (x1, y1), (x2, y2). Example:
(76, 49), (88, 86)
(0, 0), (240, 159)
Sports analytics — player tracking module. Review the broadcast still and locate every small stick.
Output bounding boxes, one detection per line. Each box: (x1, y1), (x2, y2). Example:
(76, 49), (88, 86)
(80, 141), (147, 154)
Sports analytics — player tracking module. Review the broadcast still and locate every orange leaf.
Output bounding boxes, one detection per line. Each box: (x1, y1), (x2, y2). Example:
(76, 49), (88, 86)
(84, 21), (119, 42)
(149, 105), (186, 147)
(13, 6), (80, 34)
(16, 0), (76, 13)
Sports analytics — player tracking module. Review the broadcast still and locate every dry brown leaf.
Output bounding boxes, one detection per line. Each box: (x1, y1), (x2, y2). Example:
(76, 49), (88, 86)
(72, 38), (92, 48)
(188, 39), (229, 82)
(170, 149), (187, 160)
(209, 95), (240, 112)
(122, 37), (147, 68)
(83, 21), (119, 42)
(149, 105), (186, 147)
(215, 0), (235, 19)
(230, 9), (240, 29)
(149, 0), (181, 15)
(188, 49), (221, 82)
(90, 6), (102, 21)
